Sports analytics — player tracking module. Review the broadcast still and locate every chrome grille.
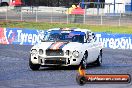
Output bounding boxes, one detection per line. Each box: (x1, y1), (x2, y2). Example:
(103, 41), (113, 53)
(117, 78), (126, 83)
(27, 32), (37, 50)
(46, 49), (64, 56)
(45, 58), (66, 65)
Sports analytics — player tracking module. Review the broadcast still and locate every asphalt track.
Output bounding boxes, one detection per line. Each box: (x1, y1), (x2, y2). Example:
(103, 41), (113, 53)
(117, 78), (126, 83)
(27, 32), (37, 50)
(0, 44), (132, 88)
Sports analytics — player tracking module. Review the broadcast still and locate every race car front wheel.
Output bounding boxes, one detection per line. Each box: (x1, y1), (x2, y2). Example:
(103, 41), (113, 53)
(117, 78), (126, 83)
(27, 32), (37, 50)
(94, 49), (102, 66)
(76, 74), (86, 86)
(80, 51), (88, 69)
(29, 58), (40, 71)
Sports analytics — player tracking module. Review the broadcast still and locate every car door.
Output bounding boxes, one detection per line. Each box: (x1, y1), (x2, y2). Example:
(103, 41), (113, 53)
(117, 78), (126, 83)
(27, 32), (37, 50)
(91, 33), (100, 61)
(85, 32), (97, 63)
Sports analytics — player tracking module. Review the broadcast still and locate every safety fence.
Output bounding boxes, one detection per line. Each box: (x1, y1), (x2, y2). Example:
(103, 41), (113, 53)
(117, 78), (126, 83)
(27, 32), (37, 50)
(0, 6), (132, 26)
(0, 27), (132, 49)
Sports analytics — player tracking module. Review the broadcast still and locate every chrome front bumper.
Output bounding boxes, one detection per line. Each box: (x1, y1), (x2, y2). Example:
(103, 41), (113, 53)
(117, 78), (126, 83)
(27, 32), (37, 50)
(39, 56), (70, 66)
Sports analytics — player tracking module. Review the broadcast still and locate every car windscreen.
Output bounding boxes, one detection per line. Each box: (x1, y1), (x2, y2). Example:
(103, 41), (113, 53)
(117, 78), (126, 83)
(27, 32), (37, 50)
(44, 30), (85, 43)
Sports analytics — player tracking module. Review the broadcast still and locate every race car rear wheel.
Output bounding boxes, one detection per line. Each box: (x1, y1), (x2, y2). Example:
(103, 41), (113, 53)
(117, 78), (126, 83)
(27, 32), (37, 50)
(29, 58), (40, 71)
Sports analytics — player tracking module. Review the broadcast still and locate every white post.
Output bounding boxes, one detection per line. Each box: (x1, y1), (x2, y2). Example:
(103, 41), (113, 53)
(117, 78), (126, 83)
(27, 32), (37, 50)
(83, 5), (87, 24)
(6, 6), (8, 21)
(36, 7), (38, 22)
(20, 7), (22, 21)
(51, 7), (53, 23)
(101, 13), (103, 25)
(67, 8), (69, 24)
(119, 11), (121, 26)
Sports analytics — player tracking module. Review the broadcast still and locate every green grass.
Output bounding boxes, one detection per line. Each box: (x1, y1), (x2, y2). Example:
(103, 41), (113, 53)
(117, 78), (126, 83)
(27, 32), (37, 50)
(0, 21), (132, 34)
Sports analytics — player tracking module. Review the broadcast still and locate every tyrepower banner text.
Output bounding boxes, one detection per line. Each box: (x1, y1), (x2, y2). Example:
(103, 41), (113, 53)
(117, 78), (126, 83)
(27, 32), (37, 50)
(96, 33), (132, 49)
(1, 28), (132, 49)
(0, 28), (45, 45)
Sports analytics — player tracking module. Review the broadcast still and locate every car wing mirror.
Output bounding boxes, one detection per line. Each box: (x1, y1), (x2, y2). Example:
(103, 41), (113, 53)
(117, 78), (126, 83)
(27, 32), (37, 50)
(40, 37), (46, 42)
(93, 36), (97, 42)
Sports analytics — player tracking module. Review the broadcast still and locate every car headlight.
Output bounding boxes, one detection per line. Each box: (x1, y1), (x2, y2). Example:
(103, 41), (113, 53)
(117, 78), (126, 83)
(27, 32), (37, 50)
(72, 51), (79, 58)
(39, 49), (43, 55)
(65, 50), (70, 55)
(31, 49), (37, 54)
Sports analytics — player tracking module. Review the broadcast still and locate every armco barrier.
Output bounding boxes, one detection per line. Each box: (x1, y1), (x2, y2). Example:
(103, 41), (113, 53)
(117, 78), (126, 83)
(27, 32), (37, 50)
(0, 28), (132, 49)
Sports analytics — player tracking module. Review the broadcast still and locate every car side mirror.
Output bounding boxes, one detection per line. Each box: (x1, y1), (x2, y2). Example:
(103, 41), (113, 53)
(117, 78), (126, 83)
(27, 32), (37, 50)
(40, 37), (46, 42)
(94, 37), (97, 41)
(87, 40), (90, 43)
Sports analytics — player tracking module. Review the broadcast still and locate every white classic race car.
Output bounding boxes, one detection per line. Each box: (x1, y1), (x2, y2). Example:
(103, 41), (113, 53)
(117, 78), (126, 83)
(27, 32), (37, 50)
(29, 28), (103, 70)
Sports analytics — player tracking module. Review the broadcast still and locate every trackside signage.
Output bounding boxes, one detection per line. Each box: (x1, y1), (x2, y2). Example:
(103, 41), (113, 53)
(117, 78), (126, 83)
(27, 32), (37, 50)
(0, 28), (132, 49)
(0, 28), (45, 45)
(96, 33), (132, 49)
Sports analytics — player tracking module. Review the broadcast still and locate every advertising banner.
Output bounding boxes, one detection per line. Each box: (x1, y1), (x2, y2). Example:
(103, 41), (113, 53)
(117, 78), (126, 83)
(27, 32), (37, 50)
(96, 32), (132, 49)
(0, 28), (8, 44)
(0, 28), (45, 45)
(1, 28), (132, 49)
